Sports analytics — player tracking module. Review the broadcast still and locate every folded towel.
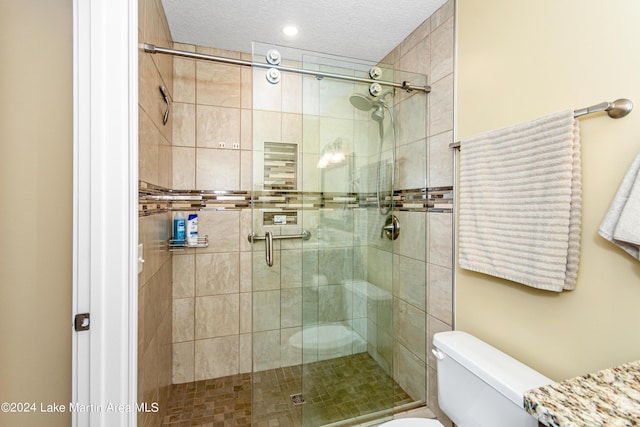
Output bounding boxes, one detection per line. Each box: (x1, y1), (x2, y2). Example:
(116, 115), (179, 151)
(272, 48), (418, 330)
(459, 109), (581, 292)
(598, 153), (640, 260)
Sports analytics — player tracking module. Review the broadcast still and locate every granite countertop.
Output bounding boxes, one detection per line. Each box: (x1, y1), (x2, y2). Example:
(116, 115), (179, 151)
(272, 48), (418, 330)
(523, 360), (640, 427)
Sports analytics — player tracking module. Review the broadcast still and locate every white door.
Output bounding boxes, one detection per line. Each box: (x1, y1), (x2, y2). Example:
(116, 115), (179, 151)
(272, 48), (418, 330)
(72, 0), (138, 425)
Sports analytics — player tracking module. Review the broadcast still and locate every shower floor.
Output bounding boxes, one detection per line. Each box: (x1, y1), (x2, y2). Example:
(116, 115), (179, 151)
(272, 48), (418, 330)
(161, 352), (416, 427)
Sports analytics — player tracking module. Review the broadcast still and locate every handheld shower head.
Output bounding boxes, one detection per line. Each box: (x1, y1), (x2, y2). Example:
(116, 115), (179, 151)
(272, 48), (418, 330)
(371, 105), (384, 123)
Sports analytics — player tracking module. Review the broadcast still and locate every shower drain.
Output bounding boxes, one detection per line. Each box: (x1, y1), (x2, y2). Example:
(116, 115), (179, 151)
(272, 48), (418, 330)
(290, 393), (305, 405)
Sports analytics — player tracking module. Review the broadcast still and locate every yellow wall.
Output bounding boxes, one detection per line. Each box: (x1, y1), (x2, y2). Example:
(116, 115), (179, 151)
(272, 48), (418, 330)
(0, 1), (72, 426)
(456, 0), (640, 381)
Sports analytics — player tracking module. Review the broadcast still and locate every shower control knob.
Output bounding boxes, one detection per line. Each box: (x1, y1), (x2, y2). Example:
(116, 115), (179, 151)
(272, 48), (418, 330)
(369, 83), (383, 97)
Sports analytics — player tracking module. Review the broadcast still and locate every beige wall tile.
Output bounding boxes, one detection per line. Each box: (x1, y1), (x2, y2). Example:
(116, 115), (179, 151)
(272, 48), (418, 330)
(139, 108), (159, 185)
(173, 58), (195, 103)
(282, 72), (302, 114)
(430, 17), (455, 84)
(240, 67), (252, 110)
(195, 294), (239, 339)
(172, 254), (195, 298)
(172, 342), (194, 384)
(253, 290), (281, 332)
(195, 336), (239, 380)
(239, 292), (252, 334)
(195, 147), (240, 190)
(393, 255), (427, 311)
(428, 263), (453, 325)
(172, 102), (195, 147)
(428, 73), (454, 136)
(253, 110), (282, 149)
(396, 139), (427, 190)
(394, 211), (426, 261)
(427, 213), (452, 268)
(428, 131), (454, 187)
(196, 105), (241, 148)
(239, 251), (252, 292)
(195, 252), (239, 296)
(252, 253), (281, 291)
(197, 210), (240, 253)
(431, 0), (454, 29)
(253, 330), (281, 371)
(281, 289), (302, 328)
(398, 36), (430, 76)
(239, 333), (252, 373)
(394, 342), (427, 402)
(173, 298), (194, 342)
(240, 150), (253, 191)
(252, 69), (282, 112)
(172, 146), (195, 189)
(394, 298), (426, 361)
(398, 92), (428, 147)
(158, 141), (172, 188)
(240, 109), (252, 150)
(196, 61), (241, 108)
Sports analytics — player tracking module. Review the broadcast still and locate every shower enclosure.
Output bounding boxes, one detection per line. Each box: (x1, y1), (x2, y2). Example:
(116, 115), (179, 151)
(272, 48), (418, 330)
(248, 42), (429, 426)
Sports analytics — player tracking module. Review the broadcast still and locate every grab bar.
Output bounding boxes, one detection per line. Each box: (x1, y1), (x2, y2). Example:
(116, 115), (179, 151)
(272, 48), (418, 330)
(247, 230), (312, 267)
(247, 230), (311, 243)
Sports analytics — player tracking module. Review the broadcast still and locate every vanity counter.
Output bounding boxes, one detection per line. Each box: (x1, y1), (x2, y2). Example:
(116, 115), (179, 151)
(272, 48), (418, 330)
(523, 359), (640, 426)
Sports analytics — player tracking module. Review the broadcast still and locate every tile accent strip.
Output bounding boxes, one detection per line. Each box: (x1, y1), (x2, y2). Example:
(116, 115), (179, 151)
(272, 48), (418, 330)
(139, 181), (452, 216)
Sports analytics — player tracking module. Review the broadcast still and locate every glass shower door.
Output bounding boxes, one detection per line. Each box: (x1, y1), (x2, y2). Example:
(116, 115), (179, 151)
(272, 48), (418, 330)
(250, 42), (427, 426)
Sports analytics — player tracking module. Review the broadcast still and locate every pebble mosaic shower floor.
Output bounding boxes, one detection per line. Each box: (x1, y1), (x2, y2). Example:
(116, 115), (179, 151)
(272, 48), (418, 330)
(162, 352), (416, 427)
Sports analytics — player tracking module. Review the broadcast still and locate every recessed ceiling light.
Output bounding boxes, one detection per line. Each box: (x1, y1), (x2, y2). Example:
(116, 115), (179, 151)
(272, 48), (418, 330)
(282, 26), (299, 36)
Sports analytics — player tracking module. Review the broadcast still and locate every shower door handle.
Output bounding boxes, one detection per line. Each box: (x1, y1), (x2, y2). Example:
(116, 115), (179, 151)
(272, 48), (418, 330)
(265, 231), (274, 267)
(247, 230), (311, 267)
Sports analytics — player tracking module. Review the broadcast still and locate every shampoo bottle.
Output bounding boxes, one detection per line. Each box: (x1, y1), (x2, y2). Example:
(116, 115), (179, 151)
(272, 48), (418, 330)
(173, 212), (186, 244)
(187, 214), (198, 246)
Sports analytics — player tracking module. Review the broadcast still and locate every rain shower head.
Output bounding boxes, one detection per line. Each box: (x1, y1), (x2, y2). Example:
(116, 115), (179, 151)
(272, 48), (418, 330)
(349, 94), (374, 111)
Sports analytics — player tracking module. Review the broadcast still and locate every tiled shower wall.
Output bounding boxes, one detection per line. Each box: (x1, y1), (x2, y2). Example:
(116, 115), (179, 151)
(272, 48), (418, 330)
(138, 0), (174, 426)
(170, 44), (254, 383)
(381, 1), (455, 424)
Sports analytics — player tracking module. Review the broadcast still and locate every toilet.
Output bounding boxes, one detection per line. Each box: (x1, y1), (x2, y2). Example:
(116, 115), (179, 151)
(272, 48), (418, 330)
(380, 331), (554, 427)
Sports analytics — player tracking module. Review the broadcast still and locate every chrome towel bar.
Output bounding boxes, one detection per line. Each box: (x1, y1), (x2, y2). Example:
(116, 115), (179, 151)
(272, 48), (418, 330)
(450, 98), (633, 149)
(247, 230), (311, 267)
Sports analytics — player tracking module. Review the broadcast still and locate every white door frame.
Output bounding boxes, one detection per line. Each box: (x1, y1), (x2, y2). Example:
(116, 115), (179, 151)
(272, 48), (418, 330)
(72, 0), (138, 425)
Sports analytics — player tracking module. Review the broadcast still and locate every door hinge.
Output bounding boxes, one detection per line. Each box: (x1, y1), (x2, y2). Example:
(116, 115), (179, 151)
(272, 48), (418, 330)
(74, 313), (90, 331)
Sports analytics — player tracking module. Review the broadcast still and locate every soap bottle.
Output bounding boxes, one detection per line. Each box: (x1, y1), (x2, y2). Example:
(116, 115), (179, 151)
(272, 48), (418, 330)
(187, 214), (198, 246)
(173, 212), (186, 244)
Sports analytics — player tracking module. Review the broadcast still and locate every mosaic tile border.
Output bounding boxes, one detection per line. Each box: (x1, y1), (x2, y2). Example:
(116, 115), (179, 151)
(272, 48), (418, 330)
(139, 181), (452, 216)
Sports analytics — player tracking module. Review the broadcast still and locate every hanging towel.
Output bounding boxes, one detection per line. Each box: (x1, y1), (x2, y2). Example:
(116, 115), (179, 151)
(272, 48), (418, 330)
(598, 153), (640, 260)
(458, 110), (581, 292)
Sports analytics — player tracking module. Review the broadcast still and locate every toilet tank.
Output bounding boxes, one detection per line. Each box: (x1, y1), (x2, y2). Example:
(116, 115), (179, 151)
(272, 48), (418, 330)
(433, 331), (553, 427)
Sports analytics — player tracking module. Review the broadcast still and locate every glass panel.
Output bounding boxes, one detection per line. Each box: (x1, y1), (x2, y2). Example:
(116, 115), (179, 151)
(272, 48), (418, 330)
(251, 41), (428, 426)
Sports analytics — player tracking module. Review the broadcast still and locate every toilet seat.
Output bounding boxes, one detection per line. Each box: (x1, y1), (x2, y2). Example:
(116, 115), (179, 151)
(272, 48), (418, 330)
(378, 418), (443, 427)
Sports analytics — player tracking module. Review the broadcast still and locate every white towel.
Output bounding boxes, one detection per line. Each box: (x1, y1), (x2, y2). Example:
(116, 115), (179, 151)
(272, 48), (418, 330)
(459, 110), (581, 292)
(598, 153), (640, 260)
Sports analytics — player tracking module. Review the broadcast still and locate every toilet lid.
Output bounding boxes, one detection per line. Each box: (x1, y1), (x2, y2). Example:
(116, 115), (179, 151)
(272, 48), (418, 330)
(379, 418), (444, 427)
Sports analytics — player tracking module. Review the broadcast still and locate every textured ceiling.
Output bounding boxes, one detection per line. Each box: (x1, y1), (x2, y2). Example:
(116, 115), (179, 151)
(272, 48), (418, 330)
(160, 0), (448, 62)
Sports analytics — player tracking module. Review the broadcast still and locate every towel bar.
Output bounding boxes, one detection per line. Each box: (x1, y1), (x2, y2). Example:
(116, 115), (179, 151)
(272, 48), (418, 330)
(450, 98), (633, 149)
